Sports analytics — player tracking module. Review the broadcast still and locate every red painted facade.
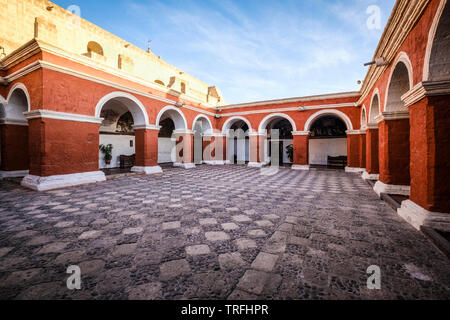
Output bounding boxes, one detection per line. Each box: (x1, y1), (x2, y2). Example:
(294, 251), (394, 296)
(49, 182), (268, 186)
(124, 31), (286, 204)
(0, 0), (448, 222)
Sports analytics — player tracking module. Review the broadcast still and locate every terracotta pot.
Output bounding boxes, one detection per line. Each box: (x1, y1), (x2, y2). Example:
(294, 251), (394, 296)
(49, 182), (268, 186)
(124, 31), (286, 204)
(105, 159), (111, 165)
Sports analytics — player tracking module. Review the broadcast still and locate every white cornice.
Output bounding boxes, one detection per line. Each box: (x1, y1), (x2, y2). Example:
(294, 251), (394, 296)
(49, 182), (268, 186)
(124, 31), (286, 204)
(223, 92), (360, 109)
(218, 102), (355, 117)
(402, 80), (450, 107)
(292, 131), (310, 136)
(24, 110), (104, 124)
(133, 124), (161, 131)
(0, 118), (29, 126)
(375, 111), (410, 123)
(346, 130), (366, 135)
(358, 0), (431, 105)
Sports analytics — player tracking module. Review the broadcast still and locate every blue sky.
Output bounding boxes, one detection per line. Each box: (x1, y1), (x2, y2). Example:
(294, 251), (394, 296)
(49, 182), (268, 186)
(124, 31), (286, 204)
(54, 0), (395, 104)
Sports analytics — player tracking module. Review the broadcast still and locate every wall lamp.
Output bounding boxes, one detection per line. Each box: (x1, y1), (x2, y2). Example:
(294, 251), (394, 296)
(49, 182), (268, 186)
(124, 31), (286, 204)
(364, 57), (389, 67)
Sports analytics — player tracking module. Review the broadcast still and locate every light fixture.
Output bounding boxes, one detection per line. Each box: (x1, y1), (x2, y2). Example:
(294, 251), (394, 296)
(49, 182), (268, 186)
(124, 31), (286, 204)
(364, 57), (389, 67)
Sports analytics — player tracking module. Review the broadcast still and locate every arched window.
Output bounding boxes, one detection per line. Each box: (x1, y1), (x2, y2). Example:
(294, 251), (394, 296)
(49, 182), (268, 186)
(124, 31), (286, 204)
(155, 80), (165, 86)
(180, 82), (186, 94)
(87, 41), (104, 56)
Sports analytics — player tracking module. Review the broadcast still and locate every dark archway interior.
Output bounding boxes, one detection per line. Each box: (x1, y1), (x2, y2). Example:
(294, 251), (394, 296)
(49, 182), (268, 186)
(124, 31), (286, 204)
(267, 118), (293, 165)
(310, 116), (347, 139)
(159, 118), (175, 138)
(229, 120), (249, 164)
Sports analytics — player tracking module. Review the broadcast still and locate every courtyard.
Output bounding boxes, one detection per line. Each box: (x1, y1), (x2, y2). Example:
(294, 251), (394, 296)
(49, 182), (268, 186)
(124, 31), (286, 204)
(0, 165), (449, 300)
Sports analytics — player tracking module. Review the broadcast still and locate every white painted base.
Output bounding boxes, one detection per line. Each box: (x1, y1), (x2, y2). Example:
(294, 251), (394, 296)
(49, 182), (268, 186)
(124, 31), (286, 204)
(173, 163), (196, 169)
(203, 160), (226, 165)
(224, 160), (232, 165)
(362, 170), (379, 180)
(292, 165), (310, 171)
(248, 162), (263, 168)
(397, 200), (450, 232)
(21, 171), (106, 191)
(345, 167), (365, 173)
(131, 166), (163, 174)
(373, 180), (410, 197)
(0, 170), (29, 179)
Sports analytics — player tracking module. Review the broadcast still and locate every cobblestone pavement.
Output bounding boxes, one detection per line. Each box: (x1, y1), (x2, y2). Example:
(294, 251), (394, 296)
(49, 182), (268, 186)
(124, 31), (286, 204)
(0, 166), (449, 300)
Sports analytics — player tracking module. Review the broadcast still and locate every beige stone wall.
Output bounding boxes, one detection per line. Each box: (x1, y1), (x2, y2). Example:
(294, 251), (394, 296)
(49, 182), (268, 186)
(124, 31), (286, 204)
(0, 0), (225, 106)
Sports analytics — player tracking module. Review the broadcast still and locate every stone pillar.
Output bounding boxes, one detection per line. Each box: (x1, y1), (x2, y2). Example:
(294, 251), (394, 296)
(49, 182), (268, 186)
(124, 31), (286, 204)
(0, 120), (29, 179)
(21, 110), (106, 191)
(203, 133), (226, 165)
(291, 131), (309, 170)
(359, 131), (366, 172)
(362, 124), (379, 180)
(248, 132), (265, 167)
(345, 130), (365, 173)
(131, 125), (162, 174)
(396, 82), (450, 231)
(373, 111), (410, 196)
(174, 130), (195, 169)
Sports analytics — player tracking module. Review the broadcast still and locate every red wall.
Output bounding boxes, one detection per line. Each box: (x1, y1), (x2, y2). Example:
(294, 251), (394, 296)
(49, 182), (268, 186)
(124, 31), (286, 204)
(0, 124), (29, 171)
(28, 118), (100, 177)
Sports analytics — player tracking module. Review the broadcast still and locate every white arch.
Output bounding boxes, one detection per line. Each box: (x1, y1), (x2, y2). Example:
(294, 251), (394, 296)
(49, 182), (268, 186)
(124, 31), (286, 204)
(304, 109), (353, 132)
(192, 114), (213, 133)
(368, 88), (381, 124)
(361, 105), (367, 129)
(0, 94), (6, 105)
(222, 116), (253, 134)
(258, 113), (297, 133)
(95, 91), (149, 126)
(423, 0), (448, 81)
(7, 83), (31, 112)
(156, 105), (187, 130)
(384, 52), (413, 112)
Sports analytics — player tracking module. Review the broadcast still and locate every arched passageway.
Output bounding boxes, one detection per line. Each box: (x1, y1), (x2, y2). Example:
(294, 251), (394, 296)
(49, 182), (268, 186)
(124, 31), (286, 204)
(223, 118), (250, 164)
(98, 96), (146, 173)
(156, 106), (192, 168)
(308, 116), (348, 168)
(0, 85), (30, 178)
(192, 116), (213, 165)
(375, 57), (412, 196)
(260, 117), (294, 166)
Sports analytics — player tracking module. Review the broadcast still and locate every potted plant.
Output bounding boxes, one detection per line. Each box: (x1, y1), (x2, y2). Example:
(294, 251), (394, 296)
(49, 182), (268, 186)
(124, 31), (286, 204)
(286, 144), (294, 163)
(99, 144), (113, 165)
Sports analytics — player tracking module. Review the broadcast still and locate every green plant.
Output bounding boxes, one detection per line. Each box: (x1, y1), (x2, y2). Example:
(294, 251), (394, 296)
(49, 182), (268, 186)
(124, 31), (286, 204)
(286, 144), (294, 163)
(99, 144), (113, 162)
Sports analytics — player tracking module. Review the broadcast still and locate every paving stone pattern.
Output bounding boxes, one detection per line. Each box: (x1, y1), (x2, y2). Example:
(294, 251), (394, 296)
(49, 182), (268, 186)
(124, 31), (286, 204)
(0, 166), (449, 300)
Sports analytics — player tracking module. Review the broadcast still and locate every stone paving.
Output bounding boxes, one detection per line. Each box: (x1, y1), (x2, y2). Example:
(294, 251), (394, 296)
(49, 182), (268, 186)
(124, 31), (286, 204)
(0, 165), (449, 300)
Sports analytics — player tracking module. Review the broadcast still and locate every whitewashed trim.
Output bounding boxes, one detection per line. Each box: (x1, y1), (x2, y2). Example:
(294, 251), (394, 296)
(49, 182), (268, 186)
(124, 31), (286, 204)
(402, 80), (450, 107)
(220, 103), (355, 117)
(0, 170), (29, 179)
(222, 92), (360, 109)
(292, 165), (310, 171)
(131, 166), (163, 174)
(423, 0), (447, 81)
(24, 110), (104, 124)
(248, 162), (263, 168)
(203, 160), (226, 165)
(173, 163), (196, 169)
(258, 113), (297, 133)
(7, 82), (31, 112)
(21, 171), (106, 191)
(304, 109), (354, 131)
(346, 130), (366, 135)
(222, 116), (253, 134)
(373, 180), (410, 197)
(95, 91), (149, 126)
(3, 61), (41, 84)
(365, 123), (379, 130)
(345, 167), (365, 173)
(362, 171), (379, 180)
(292, 131), (310, 136)
(133, 124), (161, 131)
(156, 106), (188, 130)
(192, 114), (213, 132)
(398, 199), (450, 232)
(202, 133), (226, 138)
(375, 111), (410, 123)
(0, 118), (28, 126)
